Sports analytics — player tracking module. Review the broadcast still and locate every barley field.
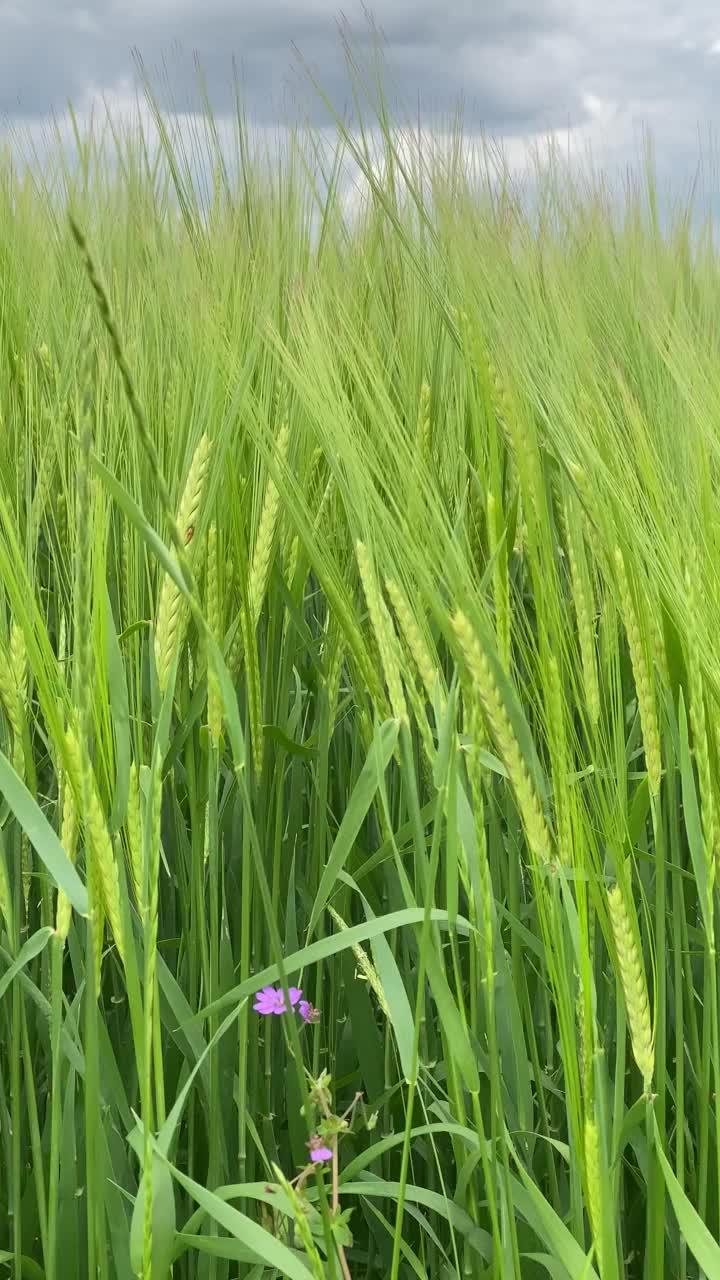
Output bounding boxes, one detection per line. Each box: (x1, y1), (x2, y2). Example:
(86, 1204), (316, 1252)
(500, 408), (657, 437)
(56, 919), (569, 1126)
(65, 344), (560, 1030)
(1, 68), (719, 1280)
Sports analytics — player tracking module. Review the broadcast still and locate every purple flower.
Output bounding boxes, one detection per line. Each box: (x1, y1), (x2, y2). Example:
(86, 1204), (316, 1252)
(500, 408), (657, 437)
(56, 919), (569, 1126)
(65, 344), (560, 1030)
(253, 984), (303, 1016)
(299, 1000), (321, 1024)
(308, 1136), (333, 1164)
(310, 1146), (333, 1164)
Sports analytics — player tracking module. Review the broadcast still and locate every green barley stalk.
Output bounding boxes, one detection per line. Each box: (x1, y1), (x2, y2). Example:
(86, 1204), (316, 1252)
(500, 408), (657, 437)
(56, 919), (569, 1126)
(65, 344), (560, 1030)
(11, 620), (28, 918)
(325, 619), (345, 728)
(416, 380), (431, 458)
(141, 750), (164, 1280)
(271, 1166), (326, 1280)
(48, 764), (79, 1278)
(70, 347), (108, 1277)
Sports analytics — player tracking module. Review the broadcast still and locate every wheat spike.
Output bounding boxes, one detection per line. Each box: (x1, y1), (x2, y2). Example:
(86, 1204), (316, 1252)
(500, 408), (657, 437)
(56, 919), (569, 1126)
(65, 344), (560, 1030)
(384, 575), (443, 715)
(284, 533), (300, 591)
(13, 627), (30, 905)
(584, 1116), (604, 1268)
(325, 621), (345, 725)
(546, 654), (570, 864)
(356, 541), (406, 723)
(460, 684), (496, 1017)
(454, 610), (552, 866)
(686, 566), (714, 897)
(65, 727), (125, 967)
(10, 623), (27, 708)
(489, 361), (542, 526)
(155, 432), (212, 693)
(206, 522), (223, 745)
(55, 773), (79, 943)
(0, 842), (12, 936)
(486, 493), (511, 673)
(127, 761), (144, 910)
(647, 598), (668, 685)
(0, 646), (22, 734)
(614, 548), (661, 794)
(577, 981), (593, 1106)
(248, 421), (289, 627)
(607, 884), (654, 1092)
(562, 497), (600, 726)
(328, 905), (390, 1015)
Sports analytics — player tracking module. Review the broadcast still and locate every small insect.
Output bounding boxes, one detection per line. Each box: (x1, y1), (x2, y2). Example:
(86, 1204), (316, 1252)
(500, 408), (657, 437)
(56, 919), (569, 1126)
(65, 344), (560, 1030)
(185, 525), (194, 544)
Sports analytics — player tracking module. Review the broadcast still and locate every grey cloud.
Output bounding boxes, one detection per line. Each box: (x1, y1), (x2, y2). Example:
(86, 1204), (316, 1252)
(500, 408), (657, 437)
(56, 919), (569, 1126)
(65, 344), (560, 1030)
(3, 0), (720, 197)
(0, 0), (579, 129)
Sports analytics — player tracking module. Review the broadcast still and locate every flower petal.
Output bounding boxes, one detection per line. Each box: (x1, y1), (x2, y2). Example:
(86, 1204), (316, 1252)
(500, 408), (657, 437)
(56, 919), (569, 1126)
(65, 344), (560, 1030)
(310, 1146), (333, 1163)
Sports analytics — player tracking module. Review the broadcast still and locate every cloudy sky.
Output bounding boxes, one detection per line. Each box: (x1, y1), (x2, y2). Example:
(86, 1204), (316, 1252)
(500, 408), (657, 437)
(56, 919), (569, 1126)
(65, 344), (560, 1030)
(2, 0), (720, 197)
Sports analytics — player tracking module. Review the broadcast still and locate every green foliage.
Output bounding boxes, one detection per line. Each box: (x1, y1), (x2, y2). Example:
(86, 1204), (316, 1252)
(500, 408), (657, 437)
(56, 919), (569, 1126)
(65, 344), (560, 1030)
(1, 43), (719, 1280)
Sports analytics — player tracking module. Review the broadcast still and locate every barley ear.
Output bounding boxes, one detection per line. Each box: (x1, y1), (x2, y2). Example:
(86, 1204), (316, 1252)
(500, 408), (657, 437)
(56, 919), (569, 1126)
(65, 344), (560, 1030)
(356, 541), (406, 723)
(0, 841), (12, 937)
(614, 548), (661, 794)
(384, 574), (443, 714)
(65, 726), (126, 968)
(460, 683), (496, 1015)
(206, 522), (223, 746)
(453, 610), (552, 867)
(607, 884), (654, 1092)
(686, 566), (714, 896)
(0, 631), (25, 777)
(328, 905), (390, 1016)
(154, 432), (212, 694)
(126, 761), (144, 910)
(584, 1117), (604, 1269)
(486, 492), (511, 673)
(55, 773), (79, 943)
(562, 496), (600, 726)
(248, 421), (289, 627)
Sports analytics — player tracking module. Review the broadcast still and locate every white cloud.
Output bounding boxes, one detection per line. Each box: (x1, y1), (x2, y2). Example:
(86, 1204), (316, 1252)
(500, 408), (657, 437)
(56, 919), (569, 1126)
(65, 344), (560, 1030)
(0, 2), (29, 21)
(1, 0), (719, 220)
